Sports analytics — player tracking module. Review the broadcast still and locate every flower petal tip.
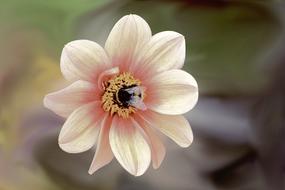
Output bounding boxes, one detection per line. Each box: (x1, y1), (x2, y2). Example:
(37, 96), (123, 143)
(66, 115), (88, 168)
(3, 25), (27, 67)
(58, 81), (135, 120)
(179, 135), (194, 148)
(58, 142), (74, 153)
(152, 159), (164, 170)
(43, 94), (49, 108)
(58, 135), (69, 145)
(153, 150), (166, 170)
(64, 39), (88, 47)
(88, 168), (95, 175)
(43, 94), (53, 111)
(153, 164), (161, 170)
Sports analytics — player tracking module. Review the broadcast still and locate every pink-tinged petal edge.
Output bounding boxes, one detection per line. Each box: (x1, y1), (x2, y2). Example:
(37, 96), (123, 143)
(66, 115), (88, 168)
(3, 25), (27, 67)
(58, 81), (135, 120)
(140, 111), (193, 148)
(58, 102), (105, 153)
(109, 116), (151, 176)
(135, 114), (166, 169)
(43, 80), (97, 118)
(88, 115), (114, 174)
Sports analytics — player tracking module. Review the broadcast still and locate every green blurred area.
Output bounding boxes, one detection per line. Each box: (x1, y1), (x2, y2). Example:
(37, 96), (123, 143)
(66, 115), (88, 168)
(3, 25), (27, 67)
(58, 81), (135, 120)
(0, 0), (107, 50)
(0, 0), (284, 190)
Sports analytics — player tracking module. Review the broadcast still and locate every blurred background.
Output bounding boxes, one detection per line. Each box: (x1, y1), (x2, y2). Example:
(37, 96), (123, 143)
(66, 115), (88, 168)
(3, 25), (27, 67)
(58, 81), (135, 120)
(1, 0), (285, 189)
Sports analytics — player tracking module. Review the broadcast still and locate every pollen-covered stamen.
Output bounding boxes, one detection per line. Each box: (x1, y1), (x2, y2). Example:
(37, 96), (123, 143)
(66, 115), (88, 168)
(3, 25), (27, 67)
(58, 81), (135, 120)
(101, 72), (146, 118)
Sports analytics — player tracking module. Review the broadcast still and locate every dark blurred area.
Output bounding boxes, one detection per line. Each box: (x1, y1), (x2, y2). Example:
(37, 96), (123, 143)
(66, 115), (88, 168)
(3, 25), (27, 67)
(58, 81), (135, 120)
(1, 0), (285, 189)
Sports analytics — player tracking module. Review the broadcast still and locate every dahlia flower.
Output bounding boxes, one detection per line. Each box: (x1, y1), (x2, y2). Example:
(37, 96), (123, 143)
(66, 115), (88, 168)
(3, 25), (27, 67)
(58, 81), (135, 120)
(44, 14), (198, 176)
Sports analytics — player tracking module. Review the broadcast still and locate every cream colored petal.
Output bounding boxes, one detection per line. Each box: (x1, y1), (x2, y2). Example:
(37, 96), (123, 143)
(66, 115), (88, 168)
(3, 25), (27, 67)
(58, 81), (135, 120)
(88, 116), (113, 175)
(142, 111), (193, 148)
(109, 116), (151, 176)
(142, 126), (166, 169)
(105, 14), (151, 61)
(58, 102), (104, 153)
(149, 69), (198, 115)
(137, 31), (185, 73)
(60, 40), (109, 81)
(43, 80), (95, 118)
(136, 115), (166, 169)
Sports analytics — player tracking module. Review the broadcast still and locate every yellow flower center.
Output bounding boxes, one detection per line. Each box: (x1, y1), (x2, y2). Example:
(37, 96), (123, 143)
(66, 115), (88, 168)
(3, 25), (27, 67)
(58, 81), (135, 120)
(101, 72), (145, 118)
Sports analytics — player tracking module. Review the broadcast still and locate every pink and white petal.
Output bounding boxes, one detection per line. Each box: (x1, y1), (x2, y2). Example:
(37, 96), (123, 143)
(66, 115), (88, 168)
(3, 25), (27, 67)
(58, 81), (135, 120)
(148, 69), (198, 115)
(43, 80), (96, 118)
(58, 102), (104, 153)
(135, 115), (166, 169)
(59, 124), (99, 154)
(60, 40), (109, 82)
(109, 116), (151, 176)
(105, 14), (151, 62)
(141, 111), (193, 148)
(88, 116), (113, 175)
(136, 31), (185, 73)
